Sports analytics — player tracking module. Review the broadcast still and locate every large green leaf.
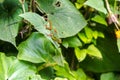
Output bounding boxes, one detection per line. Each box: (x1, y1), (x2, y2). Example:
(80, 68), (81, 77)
(19, 12), (48, 35)
(0, 52), (43, 80)
(19, 12), (61, 52)
(18, 32), (63, 65)
(37, 0), (87, 38)
(0, 0), (22, 46)
(85, 0), (107, 14)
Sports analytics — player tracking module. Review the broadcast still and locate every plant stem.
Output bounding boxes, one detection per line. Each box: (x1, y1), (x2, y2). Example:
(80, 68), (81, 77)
(19, 0), (25, 13)
(37, 63), (57, 72)
(105, 0), (112, 14)
(22, 3), (25, 13)
(105, 0), (120, 30)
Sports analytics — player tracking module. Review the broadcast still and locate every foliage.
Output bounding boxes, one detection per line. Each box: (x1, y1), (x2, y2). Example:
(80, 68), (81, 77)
(0, 0), (120, 80)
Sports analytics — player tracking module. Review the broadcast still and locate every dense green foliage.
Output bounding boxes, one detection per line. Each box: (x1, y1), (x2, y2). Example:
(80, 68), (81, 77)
(0, 0), (120, 80)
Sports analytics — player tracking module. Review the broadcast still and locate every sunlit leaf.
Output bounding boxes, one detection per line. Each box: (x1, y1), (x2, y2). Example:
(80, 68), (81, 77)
(93, 31), (98, 39)
(75, 0), (85, 9)
(18, 32), (63, 65)
(87, 44), (102, 58)
(54, 62), (87, 80)
(98, 32), (105, 38)
(72, 69), (86, 80)
(75, 3), (82, 9)
(37, 0), (87, 38)
(84, 27), (93, 40)
(78, 33), (91, 43)
(0, 52), (42, 80)
(54, 62), (76, 80)
(75, 48), (87, 62)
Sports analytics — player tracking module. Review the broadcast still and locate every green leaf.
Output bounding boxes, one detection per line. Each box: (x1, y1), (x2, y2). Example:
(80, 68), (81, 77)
(93, 31), (104, 39)
(19, 12), (48, 35)
(72, 69), (87, 80)
(75, 0), (86, 9)
(37, 0), (87, 38)
(93, 31), (98, 39)
(19, 12), (62, 57)
(75, 48), (87, 62)
(54, 61), (76, 80)
(79, 30), (120, 72)
(100, 72), (115, 80)
(0, 0), (22, 46)
(78, 33), (91, 43)
(62, 36), (82, 48)
(54, 62), (87, 80)
(91, 15), (108, 26)
(87, 44), (102, 58)
(75, 2), (83, 9)
(0, 52), (42, 80)
(0, 0), (4, 3)
(98, 32), (105, 38)
(85, 0), (107, 14)
(18, 32), (63, 65)
(84, 27), (93, 39)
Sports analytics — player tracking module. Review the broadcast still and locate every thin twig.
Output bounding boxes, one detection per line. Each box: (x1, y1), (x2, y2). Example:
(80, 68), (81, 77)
(105, 0), (120, 30)
(19, 0), (26, 13)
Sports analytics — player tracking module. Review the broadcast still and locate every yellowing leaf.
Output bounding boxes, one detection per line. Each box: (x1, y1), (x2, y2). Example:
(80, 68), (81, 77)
(84, 27), (93, 39)
(75, 48), (87, 62)
(98, 32), (104, 38)
(78, 33), (91, 43)
(75, 2), (83, 9)
(93, 31), (98, 39)
(87, 44), (102, 58)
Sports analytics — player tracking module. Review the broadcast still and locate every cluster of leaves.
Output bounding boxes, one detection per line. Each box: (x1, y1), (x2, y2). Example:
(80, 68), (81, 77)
(1, 0), (120, 80)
